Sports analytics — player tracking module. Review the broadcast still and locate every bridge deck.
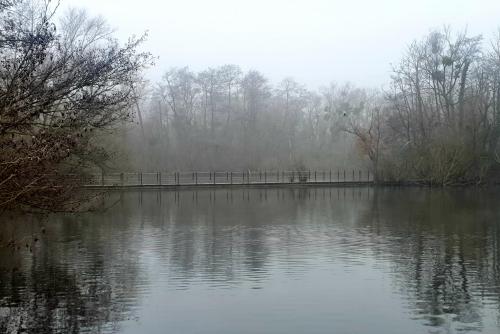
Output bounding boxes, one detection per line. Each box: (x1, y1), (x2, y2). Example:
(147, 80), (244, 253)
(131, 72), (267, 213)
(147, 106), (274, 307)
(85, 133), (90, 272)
(82, 171), (375, 188)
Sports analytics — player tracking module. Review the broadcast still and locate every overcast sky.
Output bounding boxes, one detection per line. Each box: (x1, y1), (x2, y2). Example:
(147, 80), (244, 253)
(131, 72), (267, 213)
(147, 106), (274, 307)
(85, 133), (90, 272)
(62, 0), (500, 89)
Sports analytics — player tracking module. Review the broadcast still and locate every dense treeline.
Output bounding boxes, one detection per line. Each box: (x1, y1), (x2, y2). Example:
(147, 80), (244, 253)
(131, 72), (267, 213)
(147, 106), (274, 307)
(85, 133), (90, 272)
(124, 68), (365, 172)
(123, 27), (500, 186)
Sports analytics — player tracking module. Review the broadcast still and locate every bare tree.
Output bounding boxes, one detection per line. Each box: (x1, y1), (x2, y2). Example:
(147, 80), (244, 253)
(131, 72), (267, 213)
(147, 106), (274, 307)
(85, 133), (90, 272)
(0, 1), (152, 211)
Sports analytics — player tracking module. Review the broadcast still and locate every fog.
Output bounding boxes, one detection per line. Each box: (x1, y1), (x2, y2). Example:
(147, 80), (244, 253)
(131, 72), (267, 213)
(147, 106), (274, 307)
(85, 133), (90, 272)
(62, 0), (500, 88)
(4, 2), (500, 333)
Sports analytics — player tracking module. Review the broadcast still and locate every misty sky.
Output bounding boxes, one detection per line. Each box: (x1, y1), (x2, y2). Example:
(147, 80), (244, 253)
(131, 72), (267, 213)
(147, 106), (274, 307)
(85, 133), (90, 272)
(63, 0), (500, 89)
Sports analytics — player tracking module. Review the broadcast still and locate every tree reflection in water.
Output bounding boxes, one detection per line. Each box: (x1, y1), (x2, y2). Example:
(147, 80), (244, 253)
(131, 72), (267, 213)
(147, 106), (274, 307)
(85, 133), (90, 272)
(1, 187), (500, 333)
(358, 188), (500, 331)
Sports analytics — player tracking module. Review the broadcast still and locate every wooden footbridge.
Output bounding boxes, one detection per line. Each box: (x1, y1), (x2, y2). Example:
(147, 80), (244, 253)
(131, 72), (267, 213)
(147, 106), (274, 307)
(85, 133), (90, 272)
(83, 170), (375, 189)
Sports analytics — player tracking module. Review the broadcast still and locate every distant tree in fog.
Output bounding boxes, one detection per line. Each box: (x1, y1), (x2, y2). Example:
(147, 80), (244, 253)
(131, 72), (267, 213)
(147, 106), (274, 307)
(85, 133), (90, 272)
(126, 66), (364, 172)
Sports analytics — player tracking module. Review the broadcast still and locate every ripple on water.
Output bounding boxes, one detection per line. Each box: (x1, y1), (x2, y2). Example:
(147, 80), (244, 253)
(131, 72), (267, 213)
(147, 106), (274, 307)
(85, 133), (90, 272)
(2, 188), (500, 334)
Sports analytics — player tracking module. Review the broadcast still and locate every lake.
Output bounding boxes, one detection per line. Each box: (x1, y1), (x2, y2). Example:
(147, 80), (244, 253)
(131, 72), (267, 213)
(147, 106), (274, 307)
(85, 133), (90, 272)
(1, 187), (500, 333)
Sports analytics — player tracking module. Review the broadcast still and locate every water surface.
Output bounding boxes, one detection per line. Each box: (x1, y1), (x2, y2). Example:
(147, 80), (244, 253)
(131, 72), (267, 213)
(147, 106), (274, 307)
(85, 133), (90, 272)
(1, 187), (500, 333)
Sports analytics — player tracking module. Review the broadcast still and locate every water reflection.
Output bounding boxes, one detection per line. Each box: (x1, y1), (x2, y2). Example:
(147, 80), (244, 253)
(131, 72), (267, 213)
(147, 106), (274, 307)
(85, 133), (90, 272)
(1, 187), (500, 333)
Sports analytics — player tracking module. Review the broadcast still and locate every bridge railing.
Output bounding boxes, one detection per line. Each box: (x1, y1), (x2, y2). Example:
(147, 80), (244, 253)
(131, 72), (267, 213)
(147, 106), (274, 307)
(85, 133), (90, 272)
(82, 170), (374, 187)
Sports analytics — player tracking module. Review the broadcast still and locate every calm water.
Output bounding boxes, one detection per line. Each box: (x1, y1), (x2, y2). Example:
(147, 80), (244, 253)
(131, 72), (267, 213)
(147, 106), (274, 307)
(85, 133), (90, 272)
(1, 187), (500, 333)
